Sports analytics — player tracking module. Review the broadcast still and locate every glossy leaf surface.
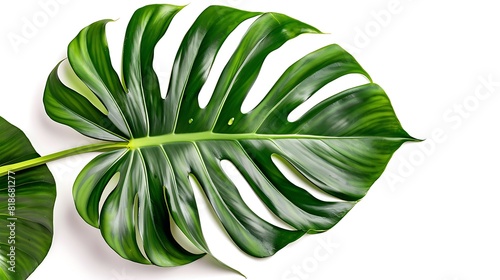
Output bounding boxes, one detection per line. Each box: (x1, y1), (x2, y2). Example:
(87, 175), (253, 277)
(0, 117), (56, 279)
(44, 4), (415, 267)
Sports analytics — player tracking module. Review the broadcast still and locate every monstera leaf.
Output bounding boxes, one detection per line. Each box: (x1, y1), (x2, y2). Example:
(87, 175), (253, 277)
(40, 4), (416, 269)
(0, 117), (56, 279)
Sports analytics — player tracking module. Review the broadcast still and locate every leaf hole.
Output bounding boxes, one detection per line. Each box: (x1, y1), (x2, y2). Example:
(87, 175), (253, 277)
(188, 174), (243, 261)
(153, 6), (201, 99)
(288, 73), (369, 122)
(241, 33), (336, 114)
(197, 18), (256, 109)
(271, 154), (345, 202)
(58, 61), (108, 115)
(98, 172), (120, 213)
(170, 214), (205, 255)
(104, 16), (127, 89)
(220, 159), (295, 231)
(133, 194), (147, 259)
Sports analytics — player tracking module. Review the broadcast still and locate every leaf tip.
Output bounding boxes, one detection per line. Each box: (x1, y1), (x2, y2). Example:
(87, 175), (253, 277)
(409, 136), (424, 142)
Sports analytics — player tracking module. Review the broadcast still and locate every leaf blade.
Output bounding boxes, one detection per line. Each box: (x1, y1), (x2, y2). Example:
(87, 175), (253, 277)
(43, 3), (417, 270)
(121, 4), (184, 137)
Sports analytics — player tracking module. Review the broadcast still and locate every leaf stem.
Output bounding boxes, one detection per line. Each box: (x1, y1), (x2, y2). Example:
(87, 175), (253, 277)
(0, 142), (128, 176)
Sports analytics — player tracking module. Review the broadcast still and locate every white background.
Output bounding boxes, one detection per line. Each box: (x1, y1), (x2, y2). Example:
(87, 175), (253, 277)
(1, 0), (500, 279)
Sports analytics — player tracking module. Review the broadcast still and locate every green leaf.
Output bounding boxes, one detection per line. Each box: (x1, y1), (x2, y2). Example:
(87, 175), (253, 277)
(0, 117), (56, 279)
(43, 3), (416, 268)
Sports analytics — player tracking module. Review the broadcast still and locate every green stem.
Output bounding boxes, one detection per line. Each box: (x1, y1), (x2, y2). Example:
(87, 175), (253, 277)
(0, 142), (128, 176)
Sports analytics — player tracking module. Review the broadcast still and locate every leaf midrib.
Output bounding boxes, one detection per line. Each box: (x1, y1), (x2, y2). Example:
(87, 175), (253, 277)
(128, 132), (416, 149)
(0, 132), (415, 177)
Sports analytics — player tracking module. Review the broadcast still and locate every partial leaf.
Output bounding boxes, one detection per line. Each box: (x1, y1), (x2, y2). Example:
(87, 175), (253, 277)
(0, 117), (56, 279)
